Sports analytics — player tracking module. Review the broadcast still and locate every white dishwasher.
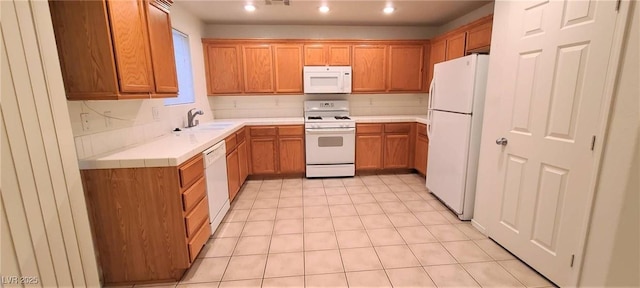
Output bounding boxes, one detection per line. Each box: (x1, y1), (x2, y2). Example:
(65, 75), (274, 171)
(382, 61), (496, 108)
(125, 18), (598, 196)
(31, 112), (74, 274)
(203, 141), (230, 235)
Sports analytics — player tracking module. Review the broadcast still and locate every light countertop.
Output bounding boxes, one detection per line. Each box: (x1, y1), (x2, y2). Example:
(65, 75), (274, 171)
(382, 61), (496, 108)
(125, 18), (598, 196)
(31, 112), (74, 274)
(78, 115), (428, 170)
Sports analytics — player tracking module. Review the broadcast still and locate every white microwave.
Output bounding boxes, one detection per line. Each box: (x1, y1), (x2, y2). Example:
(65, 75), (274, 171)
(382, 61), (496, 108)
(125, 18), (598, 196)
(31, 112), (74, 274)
(303, 66), (352, 94)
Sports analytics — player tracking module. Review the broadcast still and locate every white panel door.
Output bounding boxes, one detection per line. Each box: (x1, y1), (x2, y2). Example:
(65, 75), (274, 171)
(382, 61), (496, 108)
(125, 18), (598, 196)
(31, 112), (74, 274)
(432, 55), (476, 113)
(478, 0), (626, 286)
(426, 110), (472, 214)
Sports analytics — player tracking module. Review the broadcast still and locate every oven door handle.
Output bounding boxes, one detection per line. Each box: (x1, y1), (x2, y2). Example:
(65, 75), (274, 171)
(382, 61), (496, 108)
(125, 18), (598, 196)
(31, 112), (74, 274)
(305, 128), (355, 134)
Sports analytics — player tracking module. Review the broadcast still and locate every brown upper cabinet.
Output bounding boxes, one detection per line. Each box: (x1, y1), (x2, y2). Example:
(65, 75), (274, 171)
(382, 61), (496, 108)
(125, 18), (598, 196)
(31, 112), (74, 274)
(466, 21), (493, 53)
(49, 0), (178, 100)
(274, 44), (303, 93)
(303, 44), (351, 66)
(242, 45), (275, 93)
(388, 45), (425, 92)
(204, 44), (243, 94)
(445, 32), (467, 60)
(427, 14), (493, 86)
(352, 45), (387, 92)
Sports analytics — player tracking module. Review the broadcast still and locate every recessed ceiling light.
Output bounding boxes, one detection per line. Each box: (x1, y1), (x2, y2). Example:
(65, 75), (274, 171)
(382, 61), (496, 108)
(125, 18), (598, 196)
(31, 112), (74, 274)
(383, 6), (395, 14)
(244, 4), (256, 12)
(319, 5), (330, 13)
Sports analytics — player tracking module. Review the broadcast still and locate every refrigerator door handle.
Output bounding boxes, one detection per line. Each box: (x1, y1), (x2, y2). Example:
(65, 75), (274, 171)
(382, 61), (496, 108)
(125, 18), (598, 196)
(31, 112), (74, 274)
(427, 74), (435, 141)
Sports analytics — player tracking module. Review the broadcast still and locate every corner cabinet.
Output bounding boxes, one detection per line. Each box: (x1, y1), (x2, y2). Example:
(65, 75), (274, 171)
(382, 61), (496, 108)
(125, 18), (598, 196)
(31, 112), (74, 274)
(81, 154), (209, 284)
(49, 0), (178, 100)
(204, 44), (244, 94)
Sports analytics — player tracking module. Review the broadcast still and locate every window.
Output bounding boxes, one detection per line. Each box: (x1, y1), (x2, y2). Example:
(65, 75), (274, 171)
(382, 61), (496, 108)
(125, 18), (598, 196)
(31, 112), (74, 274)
(165, 29), (195, 106)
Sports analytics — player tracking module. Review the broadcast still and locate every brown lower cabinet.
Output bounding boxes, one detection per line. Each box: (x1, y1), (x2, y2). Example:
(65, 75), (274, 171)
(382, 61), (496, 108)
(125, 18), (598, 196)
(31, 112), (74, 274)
(356, 122), (426, 172)
(249, 125), (305, 175)
(414, 123), (429, 175)
(357, 123), (412, 170)
(80, 154), (209, 284)
(225, 128), (249, 201)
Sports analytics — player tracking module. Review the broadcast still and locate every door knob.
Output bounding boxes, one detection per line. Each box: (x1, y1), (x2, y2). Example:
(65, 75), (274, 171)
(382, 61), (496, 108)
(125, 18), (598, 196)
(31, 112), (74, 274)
(496, 137), (508, 146)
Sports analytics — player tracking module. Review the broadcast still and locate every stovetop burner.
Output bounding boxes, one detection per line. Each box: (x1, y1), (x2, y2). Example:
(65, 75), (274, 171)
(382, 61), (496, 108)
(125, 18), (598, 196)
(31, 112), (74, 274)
(307, 116), (322, 120)
(335, 116), (351, 120)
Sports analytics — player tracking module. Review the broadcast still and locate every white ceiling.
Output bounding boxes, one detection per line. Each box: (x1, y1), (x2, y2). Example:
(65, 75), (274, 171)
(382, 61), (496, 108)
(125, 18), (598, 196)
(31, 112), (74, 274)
(177, 0), (493, 26)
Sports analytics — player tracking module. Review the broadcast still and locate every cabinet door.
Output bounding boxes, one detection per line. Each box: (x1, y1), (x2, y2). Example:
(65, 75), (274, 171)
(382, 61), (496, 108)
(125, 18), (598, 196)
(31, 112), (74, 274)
(445, 32), (467, 60)
(106, 0), (154, 93)
(278, 137), (305, 173)
(146, 2), (178, 95)
(466, 21), (493, 52)
(250, 137), (277, 174)
(388, 45), (424, 91)
(428, 39), (446, 85)
(243, 45), (274, 93)
(383, 134), (410, 169)
(414, 135), (428, 175)
(352, 45), (387, 92)
(328, 45), (351, 65)
(237, 141), (249, 184)
(304, 44), (327, 66)
(274, 44), (303, 93)
(226, 150), (241, 201)
(205, 44), (243, 94)
(356, 135), (383, 170)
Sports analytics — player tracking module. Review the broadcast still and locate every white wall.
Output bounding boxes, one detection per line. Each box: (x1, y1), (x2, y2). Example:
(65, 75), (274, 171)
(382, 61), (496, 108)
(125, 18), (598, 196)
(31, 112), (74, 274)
(204, 24), (438, 39)
(1, 1), (99, 286)
(437, 2), (494, 35)
(69, 3), (213, 159)
(579, 1), (639, 286)
(211, 94), (428, 119)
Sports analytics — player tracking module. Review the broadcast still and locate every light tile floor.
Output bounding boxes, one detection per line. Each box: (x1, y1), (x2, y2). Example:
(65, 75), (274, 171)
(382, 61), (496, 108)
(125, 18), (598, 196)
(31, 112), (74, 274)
(126, 173), (556, 288)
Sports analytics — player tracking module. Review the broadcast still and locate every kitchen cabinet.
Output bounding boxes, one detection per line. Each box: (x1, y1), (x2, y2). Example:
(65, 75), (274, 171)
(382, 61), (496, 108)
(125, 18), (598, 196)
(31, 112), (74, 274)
(414, 123), (429, 176)
(274, 44), (303, 93)
(49, 0), (178, 100)
(388, 45), (425, 91)
(352, 45), (387, 92)
(226, 149), (241, 201)
(80, 154), (209, 284)
(426, 15), (493, 85)
(225, 128), (249, 201)
(356, 123), (414, 171)
(146, 1), (178, 95)
(303, 44), (351, 66)
(428, 39), (447, 86)
(204, 44), (243, 94)
(466, 21), (493, 53)
(356, 135), (384, 170)
(248, 125), (305, 175)
(445, 32), (467, 60)
(243, 45), (275, 93)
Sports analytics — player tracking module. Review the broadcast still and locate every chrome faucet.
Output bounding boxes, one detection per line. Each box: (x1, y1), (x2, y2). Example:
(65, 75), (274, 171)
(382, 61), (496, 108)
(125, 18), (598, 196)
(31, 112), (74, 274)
(186, 108), (204, 128)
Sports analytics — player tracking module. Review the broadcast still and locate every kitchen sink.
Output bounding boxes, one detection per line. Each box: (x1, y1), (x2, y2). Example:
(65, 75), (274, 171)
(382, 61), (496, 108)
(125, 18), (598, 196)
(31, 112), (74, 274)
(194, 122), (235, 131)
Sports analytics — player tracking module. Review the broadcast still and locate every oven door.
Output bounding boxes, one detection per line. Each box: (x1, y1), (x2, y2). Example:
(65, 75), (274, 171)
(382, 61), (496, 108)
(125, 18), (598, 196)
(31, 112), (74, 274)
(305, 128), (355, 164)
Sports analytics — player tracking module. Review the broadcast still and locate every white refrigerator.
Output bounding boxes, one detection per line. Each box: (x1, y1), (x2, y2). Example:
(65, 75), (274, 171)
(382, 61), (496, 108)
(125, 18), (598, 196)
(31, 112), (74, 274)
(426, 54), (489, 220)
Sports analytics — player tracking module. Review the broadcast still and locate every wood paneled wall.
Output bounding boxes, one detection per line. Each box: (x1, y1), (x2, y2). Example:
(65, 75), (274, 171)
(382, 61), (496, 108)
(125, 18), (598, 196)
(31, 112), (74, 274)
(1, 0), (100, 286)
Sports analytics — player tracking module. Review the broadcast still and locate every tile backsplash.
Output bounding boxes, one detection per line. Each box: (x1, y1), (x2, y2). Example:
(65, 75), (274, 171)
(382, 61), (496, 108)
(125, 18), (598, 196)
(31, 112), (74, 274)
(210, 93), (428, 119)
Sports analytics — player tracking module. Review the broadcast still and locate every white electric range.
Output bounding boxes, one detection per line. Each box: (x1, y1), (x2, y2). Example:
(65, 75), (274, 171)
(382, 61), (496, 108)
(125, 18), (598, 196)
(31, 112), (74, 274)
(304, 100), (356, 178)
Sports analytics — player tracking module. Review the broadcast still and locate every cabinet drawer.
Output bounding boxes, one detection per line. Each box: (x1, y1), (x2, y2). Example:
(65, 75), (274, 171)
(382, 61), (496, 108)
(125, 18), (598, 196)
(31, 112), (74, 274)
(356, 124), (383, 134)
(182, 177), (206, 212)
(278, 125), (303, 136)
(236, 127), (246, 143)
(179, 155), (204, 189)
(384, 123), (412, 133)
(250, 126), (277, 137)
(225, 134), (237, 154)
(185, 197), (209, 238)
(188, 220), (211, 262)
(416, 123), (427, 137)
